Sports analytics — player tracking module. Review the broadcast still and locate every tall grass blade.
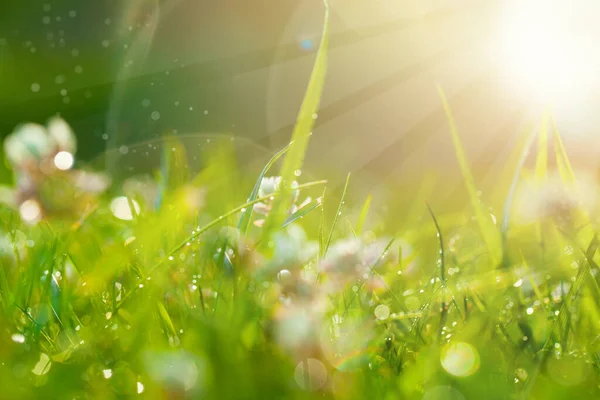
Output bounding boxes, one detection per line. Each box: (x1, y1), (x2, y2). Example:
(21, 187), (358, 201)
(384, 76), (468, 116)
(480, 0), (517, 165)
(282, 198), (321, 228)
(355, 194), (372, 236)
(261, 0), (330, 242)
(155, 136), (190, 210)
(324, 173), (350, 256)
(534, 111), (549, 184)
(551, 115), (593, 243)
(436, 86), (501, 265)
(501, 126), (536, 233)
(551, 115), (576, 185)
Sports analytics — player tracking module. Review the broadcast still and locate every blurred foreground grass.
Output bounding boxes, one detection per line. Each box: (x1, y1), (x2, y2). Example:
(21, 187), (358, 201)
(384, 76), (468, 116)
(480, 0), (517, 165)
(1, 2), (600, 399)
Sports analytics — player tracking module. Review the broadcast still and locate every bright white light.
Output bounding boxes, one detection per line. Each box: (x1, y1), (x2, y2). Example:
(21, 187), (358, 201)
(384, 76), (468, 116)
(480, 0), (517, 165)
(11, 333), (25, 343)
(110, 196), (140, 221)
(440, 342), (480, 377)
(19, 199), (42, 224)
(53, 151), (74, 170)
(497, 0), (600, 106)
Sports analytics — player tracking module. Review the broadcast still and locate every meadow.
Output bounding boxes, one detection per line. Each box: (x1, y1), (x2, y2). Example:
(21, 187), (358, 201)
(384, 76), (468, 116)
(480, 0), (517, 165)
(1, 2), (600, 399)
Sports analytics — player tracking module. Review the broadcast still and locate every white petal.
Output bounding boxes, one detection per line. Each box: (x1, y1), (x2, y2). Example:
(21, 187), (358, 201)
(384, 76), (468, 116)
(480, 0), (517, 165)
(4, 135), (30, 166)
(47, 117), (77, 153)
(14, 123), (52, 160)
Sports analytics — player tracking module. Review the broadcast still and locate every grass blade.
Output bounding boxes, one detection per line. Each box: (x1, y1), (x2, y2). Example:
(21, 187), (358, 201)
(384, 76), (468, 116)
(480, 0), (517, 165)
(437, 85), (501, 265)
(355, 194), (372, 236)
(260, 0), (330, 241)
(534, 111), (549, 184)
(324, 173), (350, 256)
(426, 202), (445, 281)
(237, 143), (291, 234)
(551, 115), (576, 185)
(501, 126), (536, 234)
(156, 301), (177, 338)
(282, 198), (321, 228)
(155, 136), (190, 210)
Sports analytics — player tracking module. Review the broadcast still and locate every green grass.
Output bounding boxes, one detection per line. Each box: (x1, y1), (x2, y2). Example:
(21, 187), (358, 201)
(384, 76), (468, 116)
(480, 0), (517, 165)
(2, 3), (600, 399)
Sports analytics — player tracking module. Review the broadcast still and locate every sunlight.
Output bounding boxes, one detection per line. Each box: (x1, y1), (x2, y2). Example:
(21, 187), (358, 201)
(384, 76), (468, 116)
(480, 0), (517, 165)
(497, 0), (600, 106)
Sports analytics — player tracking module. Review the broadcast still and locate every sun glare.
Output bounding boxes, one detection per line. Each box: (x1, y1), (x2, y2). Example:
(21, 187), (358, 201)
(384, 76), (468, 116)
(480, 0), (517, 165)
(497, 0), (600, 106)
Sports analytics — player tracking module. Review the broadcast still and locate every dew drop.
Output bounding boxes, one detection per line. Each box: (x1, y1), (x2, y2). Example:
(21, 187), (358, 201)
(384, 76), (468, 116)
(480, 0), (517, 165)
(11, 333), (25, 343)
(374, 304), (390, 321)
(513, 278), (523, 288)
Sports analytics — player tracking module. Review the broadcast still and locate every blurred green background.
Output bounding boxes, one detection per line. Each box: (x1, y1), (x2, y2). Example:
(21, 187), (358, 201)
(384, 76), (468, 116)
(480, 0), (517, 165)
(2, 0), (600, 201)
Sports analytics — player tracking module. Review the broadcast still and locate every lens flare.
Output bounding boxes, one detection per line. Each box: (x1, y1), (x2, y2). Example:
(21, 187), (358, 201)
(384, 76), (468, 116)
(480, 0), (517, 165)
(110, 196), (140, 220)
(440, 342), (480, 378)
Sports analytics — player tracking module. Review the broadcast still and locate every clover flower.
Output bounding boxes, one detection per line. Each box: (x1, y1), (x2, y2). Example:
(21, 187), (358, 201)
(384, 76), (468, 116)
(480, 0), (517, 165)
(1, 117), (109, 224)
(319, 238), (397, 294)
(253, 176), (305, 227)
(515, 172), (597, 228)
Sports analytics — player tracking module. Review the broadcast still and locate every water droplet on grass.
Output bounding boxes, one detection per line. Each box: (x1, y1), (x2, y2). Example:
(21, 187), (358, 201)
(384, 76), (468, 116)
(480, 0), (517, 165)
(11, 333), (25, 343)
(526, 307), (534, 315)
(374, 304), (390, 320)
(513, 278), (523, 287)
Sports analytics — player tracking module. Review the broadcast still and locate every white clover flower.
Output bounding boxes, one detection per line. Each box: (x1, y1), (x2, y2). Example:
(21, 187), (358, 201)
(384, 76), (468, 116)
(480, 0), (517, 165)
(4, 123), (52, 166)
(4, 118), (77, 170)
(319, 238), (397, 294)
(253, 176), (303, 226)
(1, 116), (108, 223)
(47, 116), (77, 154)
(258, 176), (281, 198)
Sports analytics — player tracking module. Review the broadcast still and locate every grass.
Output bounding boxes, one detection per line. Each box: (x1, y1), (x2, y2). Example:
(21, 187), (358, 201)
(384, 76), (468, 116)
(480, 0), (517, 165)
(2, 3), (600, 399)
